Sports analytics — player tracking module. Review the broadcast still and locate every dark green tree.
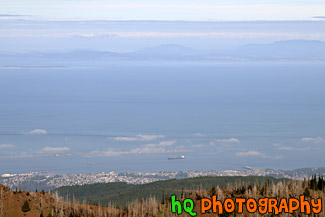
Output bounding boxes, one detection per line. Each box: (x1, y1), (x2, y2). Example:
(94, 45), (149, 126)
(211, 185), (216, 196)
(303, 188), (310, 197)
(310, 175), (317, 190)
(181, 187), (185, 198)
(21, 200), (31, 212)
(317, 175), (324, 191)
(161, 190), (165, 204)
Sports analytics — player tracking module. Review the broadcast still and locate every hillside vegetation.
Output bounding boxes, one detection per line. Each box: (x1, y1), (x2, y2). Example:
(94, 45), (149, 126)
(56, 176), (287, 207)
(1, 176), (324, 217)
(0, 184), (120, 217)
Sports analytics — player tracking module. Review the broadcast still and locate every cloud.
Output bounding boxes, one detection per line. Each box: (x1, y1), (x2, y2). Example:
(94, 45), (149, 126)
(273, 143), (308, 151)
(39, 146), (70, 153)
(193, 133), (205, 137)
(144, 140), (176, 148)
(0, 14), (25, 17)
(102, 140), (185, 157)
(0, 144), (15, 149)
(2, 31), (325, 41)
(102, 147), (190, 157)
(102, 138), (185, 157)
(191, 144), (205, 148)
(0, 147), (191, 159)
(24, 129), (48, 135)
(236, 151), (263, 157)
(157, 140), (176, 146)
(313, 16), (325, 19)
(112, 134), (164, 141)
(129, 147), (166, 154)
(216, 138), (240, 143)
(301, 137), (324, 143)
(278, 146), (304, 151)
(236, 150), (282, 159)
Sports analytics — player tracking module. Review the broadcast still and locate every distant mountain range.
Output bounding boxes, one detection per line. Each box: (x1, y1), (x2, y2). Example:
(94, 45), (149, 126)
(1, 40), (325, 64)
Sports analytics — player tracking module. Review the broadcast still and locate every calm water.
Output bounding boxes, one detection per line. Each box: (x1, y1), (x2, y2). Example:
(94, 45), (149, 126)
(0, 61), (324, 174)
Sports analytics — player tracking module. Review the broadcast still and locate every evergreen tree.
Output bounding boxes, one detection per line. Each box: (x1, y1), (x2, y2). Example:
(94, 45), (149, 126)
(161, 190), (165, 204)
(211, 185), (217, 196)
(21, 200), (31, 212)
(318, 175), (324, 191)
(303, 188), (310, 197)
(310, 175), (317, 190)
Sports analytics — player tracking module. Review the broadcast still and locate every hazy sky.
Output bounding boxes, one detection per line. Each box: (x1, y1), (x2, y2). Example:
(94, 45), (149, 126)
(1, 0), (325, 21)
(1, 1), (325, 51)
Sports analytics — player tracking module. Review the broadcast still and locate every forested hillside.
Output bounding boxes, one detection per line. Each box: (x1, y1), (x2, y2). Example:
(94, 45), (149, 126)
(1, 176), (324, 216)
(56, 176), (287, 207)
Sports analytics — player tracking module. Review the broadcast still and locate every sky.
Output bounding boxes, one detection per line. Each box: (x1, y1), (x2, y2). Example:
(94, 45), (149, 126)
(0, 1), (325, 51)
(1, 0), (325, 21)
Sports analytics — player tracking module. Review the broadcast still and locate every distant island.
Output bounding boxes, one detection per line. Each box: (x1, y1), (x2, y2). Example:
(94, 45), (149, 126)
(1, 40), (325, 67)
